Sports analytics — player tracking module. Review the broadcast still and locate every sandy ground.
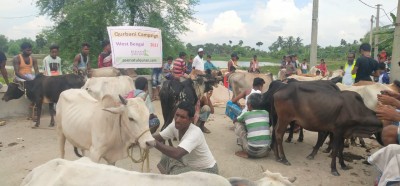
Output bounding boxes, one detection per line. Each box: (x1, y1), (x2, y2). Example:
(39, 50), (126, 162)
(0, 97), (381, 186)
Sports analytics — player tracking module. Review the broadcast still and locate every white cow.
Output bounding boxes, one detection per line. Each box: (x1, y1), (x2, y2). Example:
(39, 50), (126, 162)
(82, 76), (134, 100)
(90, 67), (121, 77)
(335, 83), (399, 111)
(56, 89), (154, 164)
(228, 72), (273, 98)
(21, 158), (294, 186)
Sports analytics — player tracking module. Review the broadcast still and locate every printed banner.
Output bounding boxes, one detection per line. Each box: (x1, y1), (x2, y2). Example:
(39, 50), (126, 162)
(107, 26), (162, 68)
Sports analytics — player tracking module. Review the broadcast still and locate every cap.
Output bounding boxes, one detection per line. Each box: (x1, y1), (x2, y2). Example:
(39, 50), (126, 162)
(198, 48), (204, 52)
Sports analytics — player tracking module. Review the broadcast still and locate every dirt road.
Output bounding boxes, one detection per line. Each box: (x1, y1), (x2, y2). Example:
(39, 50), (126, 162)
(0, 100), (380, 186)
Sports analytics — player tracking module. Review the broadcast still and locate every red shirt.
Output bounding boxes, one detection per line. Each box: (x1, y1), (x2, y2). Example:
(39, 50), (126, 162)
(98, 51), (112, 68)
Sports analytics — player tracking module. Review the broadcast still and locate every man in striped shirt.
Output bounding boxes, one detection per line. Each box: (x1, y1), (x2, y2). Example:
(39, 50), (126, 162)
(172, 52), (189, 81)
(234, 93), (271, 158)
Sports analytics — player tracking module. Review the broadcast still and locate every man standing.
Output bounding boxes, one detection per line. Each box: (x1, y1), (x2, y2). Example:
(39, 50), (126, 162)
(352, 43), (379, 83)
(98, 40), (112, 68)
(342, 53), (356, 85)
(73, 43), (91, 75)
(186, 54), (194, 75)
(192, 48), (205, 76)
(148, 101), (218, 175)
(13, 42), (38, 81)
(173, 52), (189, 81)
(43, 44), (62, 76)
(0, 50), (9, 85)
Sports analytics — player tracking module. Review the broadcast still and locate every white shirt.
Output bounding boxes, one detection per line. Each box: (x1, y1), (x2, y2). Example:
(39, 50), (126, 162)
(342, 65), (354, 86)
(43, 55), (62, 76)
(160, 122), (216, 169)
(192, 55), (205, 72)
(241, 89), (262, 114)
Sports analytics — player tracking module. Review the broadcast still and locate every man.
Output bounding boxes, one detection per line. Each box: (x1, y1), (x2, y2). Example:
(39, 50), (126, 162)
(316, 59), (328, 76)
(186, 54), (194, 75)
(204, 55), (218, 72)
(196, 89), (214, 133)
(342, 52), (356, 85)
(248, 55), (260, 73)
(0, 50), (9, 85)
(148, 101), (218, 175)
(232, 77), (265, 115)
(234, 93), (271, 158)
(284, 56), (296, 77)
(163, 56), (173, 80)
(98, 40), (112, 68)
(73, 42), (91, 75)
(192, 48), (205, 76)
(172, 52), (189, 81)
(300, 59), (308, 74)
(352, 43), (379, 83)
(13, 42), (39, 81)
(43, 44), (62, 76)
(125, 77), (160, 133)
(151, 64), (162, 101)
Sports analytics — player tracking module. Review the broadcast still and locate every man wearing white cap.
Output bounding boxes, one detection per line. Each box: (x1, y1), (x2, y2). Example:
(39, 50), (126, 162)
(192, 48), (205, 76)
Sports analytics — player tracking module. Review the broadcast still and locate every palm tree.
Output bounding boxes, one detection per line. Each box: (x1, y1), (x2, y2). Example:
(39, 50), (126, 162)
(277, 36), (284, 50)
(229, 40), (232, 45)
(256, 41), (263, 48)
(238, 40), (243, 46)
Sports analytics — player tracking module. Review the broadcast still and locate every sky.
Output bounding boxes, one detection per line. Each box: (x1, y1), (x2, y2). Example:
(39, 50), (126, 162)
(0, 0), (398, 50)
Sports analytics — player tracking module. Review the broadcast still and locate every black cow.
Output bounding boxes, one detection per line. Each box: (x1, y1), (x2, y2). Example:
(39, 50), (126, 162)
(159, 76), (215, 135)
(272, 80), (382, 176)
(2, 73), (85, 127)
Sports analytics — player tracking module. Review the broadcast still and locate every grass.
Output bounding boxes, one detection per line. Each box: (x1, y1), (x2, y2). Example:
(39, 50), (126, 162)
(259, 60), (346, 75)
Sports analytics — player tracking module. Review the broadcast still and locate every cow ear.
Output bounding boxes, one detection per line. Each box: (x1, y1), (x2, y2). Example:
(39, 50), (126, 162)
(103, 106), (124, 114)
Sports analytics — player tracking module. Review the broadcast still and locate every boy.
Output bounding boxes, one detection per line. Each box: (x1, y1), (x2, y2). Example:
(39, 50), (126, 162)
(234, 93), (271, 158)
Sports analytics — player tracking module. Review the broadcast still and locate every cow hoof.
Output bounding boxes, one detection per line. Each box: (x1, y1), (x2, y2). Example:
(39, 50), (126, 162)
(331, 171), (340, 176)
(285, 139), (292, 143)
(32, 125), (39, 129)
(297, 138), (303, 142)
(277, 159), (291, 166)
(49, 123), (55, 127)
(306, 155), (314, 160)
(341, 165), (352, 170)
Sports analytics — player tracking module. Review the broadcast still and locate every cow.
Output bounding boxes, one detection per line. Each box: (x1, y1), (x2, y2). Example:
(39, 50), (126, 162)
(90, 67), (121, 77)
(21, 157), (295, 186)
(228, 72), (273, 99)
(56, 89), (154, 164)
(335, 82), (400, 111)
(159, 76), (215, 133)
(2, 73), (85, 127)
(82, 76), (134, 100)
(272, 80), (383, 176)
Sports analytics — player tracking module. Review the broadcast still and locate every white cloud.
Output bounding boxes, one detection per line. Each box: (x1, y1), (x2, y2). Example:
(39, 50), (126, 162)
(5, 16), (53, 39)
(180, 10), (247, 44)
(181, 0), (398, 49)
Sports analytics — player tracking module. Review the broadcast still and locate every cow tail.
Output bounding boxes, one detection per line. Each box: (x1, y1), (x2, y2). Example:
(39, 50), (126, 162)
(74, 147), (83, 157)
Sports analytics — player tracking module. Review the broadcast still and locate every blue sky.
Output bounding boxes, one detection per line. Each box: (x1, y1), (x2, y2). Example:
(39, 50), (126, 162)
(0, 0), (397, 50)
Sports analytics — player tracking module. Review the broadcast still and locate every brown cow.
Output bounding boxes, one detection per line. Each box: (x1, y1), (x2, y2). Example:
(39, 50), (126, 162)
(272, 80), (382, 176)
(228, 72), (273, 99)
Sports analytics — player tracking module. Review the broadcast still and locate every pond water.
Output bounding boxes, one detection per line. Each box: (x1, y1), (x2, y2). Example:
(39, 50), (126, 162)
(211, 60), (280, 69)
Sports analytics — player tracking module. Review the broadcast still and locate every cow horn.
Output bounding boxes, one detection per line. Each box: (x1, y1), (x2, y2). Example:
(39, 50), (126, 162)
(119, 95), (128, 105)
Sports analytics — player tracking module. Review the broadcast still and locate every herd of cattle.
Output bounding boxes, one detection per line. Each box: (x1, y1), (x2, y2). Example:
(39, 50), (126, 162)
(1, 66), (398, 184)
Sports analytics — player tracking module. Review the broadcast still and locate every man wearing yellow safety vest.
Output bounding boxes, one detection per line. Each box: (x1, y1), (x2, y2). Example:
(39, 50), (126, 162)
(342, 52), (356, 85)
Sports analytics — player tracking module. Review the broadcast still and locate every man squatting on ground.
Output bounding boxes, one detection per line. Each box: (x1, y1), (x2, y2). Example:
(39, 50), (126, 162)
(147, 101), (218, 175)
(234, 93), (271, 158)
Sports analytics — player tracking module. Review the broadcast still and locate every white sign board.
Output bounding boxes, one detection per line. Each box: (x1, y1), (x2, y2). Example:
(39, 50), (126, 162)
(107, 26), (162, 68)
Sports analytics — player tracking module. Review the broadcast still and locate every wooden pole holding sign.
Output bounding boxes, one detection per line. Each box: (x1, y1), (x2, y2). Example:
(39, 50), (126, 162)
(107, 26), (162, 68)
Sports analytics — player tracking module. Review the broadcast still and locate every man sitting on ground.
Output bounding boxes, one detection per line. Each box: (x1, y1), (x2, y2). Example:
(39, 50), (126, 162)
(148, 101), (218, 175)
(196, 89), (214, 133)
(234, 93), (271, 158)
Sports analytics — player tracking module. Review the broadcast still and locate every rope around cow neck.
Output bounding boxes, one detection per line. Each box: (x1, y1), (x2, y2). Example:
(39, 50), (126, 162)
(127, 128), (151, 172)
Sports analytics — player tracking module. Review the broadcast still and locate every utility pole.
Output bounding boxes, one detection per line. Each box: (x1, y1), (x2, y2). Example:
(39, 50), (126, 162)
(374, 4), (381, 60)
(369, 15), (374, 46)
(390, 0), (400, 82)
(310, 0), (319, 67)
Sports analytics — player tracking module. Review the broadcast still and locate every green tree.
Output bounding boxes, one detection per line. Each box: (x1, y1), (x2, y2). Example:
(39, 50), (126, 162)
(238, 40), (243, 46)
(0, 35), (8, 52)
(256, 41), (263, 48)
(36, 0), (198, 68)
(35, 34), (47, 53)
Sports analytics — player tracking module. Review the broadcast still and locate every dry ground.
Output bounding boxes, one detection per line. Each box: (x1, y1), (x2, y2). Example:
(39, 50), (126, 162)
(0, 99), (380, 186)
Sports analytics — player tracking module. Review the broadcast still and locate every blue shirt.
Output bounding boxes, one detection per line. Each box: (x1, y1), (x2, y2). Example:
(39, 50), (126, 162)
(204, 61), (218, 71)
